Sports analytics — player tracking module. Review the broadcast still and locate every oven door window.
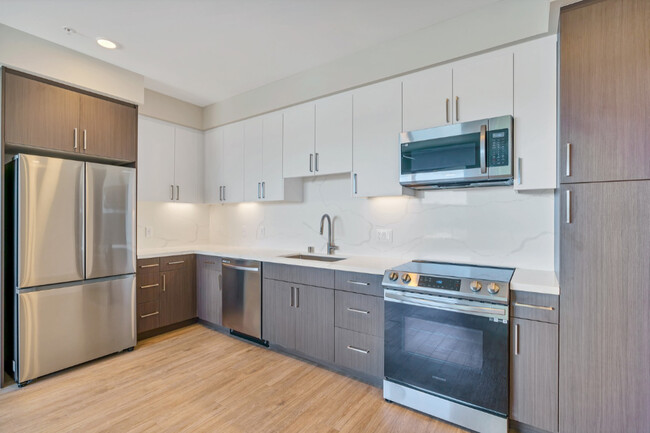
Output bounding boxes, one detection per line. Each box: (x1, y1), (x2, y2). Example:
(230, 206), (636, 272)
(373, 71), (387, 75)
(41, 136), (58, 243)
(384, 300), (508, 416)
(401, 132), (481, 175)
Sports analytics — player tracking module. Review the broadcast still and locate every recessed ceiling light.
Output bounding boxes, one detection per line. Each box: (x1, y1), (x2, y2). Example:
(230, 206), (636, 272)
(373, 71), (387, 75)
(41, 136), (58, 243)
(96, 38), (117, 50)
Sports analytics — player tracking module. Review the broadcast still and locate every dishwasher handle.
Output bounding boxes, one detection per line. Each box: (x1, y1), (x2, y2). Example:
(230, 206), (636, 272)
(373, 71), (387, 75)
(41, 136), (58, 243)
(222, 262), (260, 273)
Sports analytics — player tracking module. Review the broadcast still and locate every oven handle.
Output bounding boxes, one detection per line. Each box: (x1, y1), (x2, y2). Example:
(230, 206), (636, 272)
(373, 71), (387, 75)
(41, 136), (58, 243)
(384, 289), (508, 320)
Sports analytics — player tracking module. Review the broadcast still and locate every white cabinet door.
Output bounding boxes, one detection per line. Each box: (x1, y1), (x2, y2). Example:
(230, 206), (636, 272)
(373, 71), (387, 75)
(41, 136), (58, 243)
(314, 92), (352, 176)
(222, 121), (245, 203)
(137, 116), (175, 202)
(173, 127), (204, 203)
(261, 112), (287, 201)
(352, 79), (405, 198)
(513, 35), (557, 191)
(244, 117), (264, 201)
(283, 102), (315, 178)
(453, 51), (513, 122)
(203, 127), (224, 203)
(402, 65), (453, 132)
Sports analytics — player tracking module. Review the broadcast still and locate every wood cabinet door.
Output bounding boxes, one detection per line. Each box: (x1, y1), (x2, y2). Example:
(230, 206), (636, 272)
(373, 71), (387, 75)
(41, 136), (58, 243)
(262, 279), (296, 349)
(79, 94), (137, 161)
(137, 116), (176, 202)
(452, 50), (513, 123)
(560, 0), (650, 183)
(161, 266), (196, 326)
(173, 126), (204, 203)
(402, 65), (453, 132)
(282, 102), (315, 178)
(203, 127), (224, 203)
(3, 71), (80, 153)
(295, 285), (334, 363)
(510, 318), (558, 432)
(352, 79), (403, 198)
(197, 256), (222, 325)
(314, 92), (352, 176)
(559, 181), (650, 433)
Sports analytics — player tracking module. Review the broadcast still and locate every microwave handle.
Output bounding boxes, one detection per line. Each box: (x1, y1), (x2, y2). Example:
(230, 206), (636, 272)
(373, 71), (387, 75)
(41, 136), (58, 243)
(480, 124), (487, 174)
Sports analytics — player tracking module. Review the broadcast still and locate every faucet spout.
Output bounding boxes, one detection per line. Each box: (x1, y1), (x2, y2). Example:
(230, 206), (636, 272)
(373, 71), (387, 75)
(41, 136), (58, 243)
(319, 213), (337, 255)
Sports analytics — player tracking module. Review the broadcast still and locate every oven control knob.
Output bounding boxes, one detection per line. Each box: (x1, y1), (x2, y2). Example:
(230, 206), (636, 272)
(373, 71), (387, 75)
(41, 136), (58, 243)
(401, 274), (412, 284)
(487, 283), (500, 294)
(389, 272), (399, 281)
(470, 281), (482, 292)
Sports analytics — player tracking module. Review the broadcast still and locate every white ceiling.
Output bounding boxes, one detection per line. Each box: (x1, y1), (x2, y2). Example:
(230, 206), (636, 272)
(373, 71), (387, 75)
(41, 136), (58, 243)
(0, 0), (500, 106)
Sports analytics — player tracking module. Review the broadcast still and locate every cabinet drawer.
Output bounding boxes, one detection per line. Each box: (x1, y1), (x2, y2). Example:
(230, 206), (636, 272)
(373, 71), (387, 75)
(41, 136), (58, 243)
(510, 291), (559, 324)
(137, 257), (160, 273)
(160, 255), (192, 272)
(335, 271), (383, 297)
(137, 300), (160, 333)
(335, 291), (384, 337)
(137, 274), (160, 304)
(264, 262), (334, 288)
(335, 327), (383, 378)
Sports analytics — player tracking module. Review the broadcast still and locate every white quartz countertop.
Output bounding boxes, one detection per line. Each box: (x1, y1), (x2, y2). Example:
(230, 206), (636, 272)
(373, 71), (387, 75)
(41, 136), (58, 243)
(138, 244), (560, 293)
(510, 268), (560, 296)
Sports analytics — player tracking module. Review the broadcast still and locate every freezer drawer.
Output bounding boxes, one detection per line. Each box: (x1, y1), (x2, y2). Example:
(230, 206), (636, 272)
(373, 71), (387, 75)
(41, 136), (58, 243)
(86, 162), (136, 279)
(16, 275), (136, 383)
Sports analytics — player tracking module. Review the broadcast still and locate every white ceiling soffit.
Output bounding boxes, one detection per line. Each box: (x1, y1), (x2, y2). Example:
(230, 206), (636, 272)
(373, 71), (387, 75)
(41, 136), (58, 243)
(0, 0), (502, 107)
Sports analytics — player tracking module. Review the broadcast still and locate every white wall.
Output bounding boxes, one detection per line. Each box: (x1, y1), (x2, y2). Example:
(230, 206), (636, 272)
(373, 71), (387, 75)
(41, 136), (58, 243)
(0, 23), (144, 104)
(137, 202), (210, 249)
(208, 175), (555, 271)
(203, 0), (552, 129)
(139, 89), (203, 130)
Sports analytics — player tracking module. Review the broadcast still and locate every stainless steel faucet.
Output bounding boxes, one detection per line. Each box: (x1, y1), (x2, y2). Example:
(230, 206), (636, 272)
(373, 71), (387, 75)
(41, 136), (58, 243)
(320, 213), (338, 255)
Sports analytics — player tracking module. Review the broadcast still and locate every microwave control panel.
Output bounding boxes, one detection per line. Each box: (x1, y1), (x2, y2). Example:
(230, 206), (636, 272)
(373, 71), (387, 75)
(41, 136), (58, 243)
(488, 129), (509, 167)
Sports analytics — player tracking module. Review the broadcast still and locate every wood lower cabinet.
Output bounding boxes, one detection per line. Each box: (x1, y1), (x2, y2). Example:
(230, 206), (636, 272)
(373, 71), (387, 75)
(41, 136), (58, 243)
(196, 255), (222, 326)
(262, 277), (334, 363)
(2, 68), (137, 162)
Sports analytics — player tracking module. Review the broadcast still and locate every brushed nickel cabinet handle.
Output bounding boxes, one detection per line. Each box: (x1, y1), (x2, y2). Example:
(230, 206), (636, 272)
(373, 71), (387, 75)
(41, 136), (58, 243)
(514, 302), (555, 311)
(315, 153), (319, 172)
(514, 324), (520, 355)
(309, 154), (314, 173)
(204, 261), (216, 265)
(257, 182), (261, 199)
(176, 185), (180, 201)
(140, 311), (159, 319)
(445, 98), (450, 123)
(73, 128), (78, 149)
(290, 286), (295, 307)
(566, 143), (571, 177)
(83, 129), (87, 150)
(296, 287), (299, 308)
(347, 345), (369, 354)
(262, 181), (265, 199)
(353, 173), (358, 194)
(162, 274), (166, 292)
(347, 307), (369, 315)
(219, 185), (223, 201)
(139, 263), (159, 269)
(223, 186), (226, 201)
(566, 190), (572, 224)
(347, 280), (370, 286)
(170, 185), (174, 200)
(167, 260), (185, 265)
(455, 96), (459, 122)
(139, 283), (159, 289)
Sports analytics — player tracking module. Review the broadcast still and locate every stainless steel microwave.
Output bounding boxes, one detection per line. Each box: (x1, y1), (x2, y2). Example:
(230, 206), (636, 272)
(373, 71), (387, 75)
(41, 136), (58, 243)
(399, 115), (513, 189)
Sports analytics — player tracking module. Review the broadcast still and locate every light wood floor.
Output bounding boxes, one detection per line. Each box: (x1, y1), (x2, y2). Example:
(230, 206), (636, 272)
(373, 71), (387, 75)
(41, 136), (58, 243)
(0, 324), (465, 433)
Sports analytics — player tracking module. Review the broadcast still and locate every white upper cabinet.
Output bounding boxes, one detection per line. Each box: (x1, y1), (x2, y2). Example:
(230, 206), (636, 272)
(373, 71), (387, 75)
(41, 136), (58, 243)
(138, 116), (175, 202)
(452, 50), (513, 122)
(221, 121), (245, 203)
(314, 92), (353, 175)
(352, 79), (412, 198)
(173, 127), (204, 203)
(138, 115), (202, 203)
(513, 35), (557, 191)
(203, 127), (224, 203)
(243, 117), (264, 202)
(402, 65), (453, 132)
(283, 102), (315, 178)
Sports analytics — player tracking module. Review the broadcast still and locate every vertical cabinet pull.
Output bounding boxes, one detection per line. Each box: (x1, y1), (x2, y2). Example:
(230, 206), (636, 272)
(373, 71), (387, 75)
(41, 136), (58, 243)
(514, 324), (520, 355)
(290, 286), (294, 307)
(353, 173), (358, 194)
(73, 128), (78, 149)
(566, 190), (572, 224)
(170, 185), (174, 200)
(296, 287), (299, 308)
(257, 182), (261, 199)
(176, 185), (180, 201)
(223, 186), (226, 201)
(309, 154), (314, 173)
(445, 98), (450, 123)
(262, 181), (265, 199)
(162, 273), (166, 292)
(455, 96), (460, 121)
(219, 186), (223, 201)
(566, 143), (572, 177)
(83, 129), (87, 150)
(315, 153), (319, 172)
(517, 157), (523, 185)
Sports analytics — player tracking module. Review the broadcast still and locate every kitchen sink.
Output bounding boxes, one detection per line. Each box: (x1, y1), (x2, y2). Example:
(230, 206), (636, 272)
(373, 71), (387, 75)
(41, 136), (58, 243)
(282, 253), (346, 262)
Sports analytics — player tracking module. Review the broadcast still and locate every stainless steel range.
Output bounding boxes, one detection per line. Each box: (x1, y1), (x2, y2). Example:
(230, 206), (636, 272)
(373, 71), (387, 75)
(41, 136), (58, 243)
(382, 261), (514, 433)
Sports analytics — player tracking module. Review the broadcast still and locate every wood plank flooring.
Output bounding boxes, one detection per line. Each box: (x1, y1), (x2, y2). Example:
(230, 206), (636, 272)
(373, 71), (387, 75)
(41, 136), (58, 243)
(0, 324), (464, 433)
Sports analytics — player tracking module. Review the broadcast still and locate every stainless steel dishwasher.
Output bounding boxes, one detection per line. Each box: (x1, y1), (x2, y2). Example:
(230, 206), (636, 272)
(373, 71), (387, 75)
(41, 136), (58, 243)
(221, 258), (264, 342)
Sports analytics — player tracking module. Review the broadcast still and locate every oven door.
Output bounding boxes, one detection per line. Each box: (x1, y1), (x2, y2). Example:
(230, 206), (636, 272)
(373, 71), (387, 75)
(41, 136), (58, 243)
(384, 289), (509, 416)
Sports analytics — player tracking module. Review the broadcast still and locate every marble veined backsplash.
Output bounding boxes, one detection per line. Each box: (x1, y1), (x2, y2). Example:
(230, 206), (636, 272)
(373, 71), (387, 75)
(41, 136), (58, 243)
(138, 201), (210, 249)
(208, 174), (555, 271)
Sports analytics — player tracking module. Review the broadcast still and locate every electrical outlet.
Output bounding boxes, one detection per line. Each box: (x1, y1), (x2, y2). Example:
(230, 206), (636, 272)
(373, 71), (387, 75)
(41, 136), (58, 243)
(144, 226), (153, 238)
(376, 228), (393, 243)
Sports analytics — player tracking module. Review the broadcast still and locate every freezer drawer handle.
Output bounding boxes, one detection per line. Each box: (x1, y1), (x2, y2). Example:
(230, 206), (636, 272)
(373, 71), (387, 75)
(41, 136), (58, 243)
(139, 264), (159, 269)
(347, 307), (370, 315)
(514, 302), (554, 311)
(347, 345), (369, 354)
(139, 283), (159, 289)
(204, 261), (216, 265)
(140, 311), (159, 319)
(167, 260), (185, 265)
(347, 280), (370, 286)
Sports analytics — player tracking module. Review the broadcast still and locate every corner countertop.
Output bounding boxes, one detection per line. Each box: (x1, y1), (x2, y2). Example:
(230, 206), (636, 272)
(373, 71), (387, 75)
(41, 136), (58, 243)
(138, 244), (560, 294)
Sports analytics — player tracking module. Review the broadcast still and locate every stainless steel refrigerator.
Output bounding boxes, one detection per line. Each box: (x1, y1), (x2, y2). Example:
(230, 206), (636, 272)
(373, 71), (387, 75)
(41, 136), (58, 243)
(6, 154), (136, 385)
